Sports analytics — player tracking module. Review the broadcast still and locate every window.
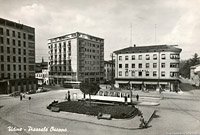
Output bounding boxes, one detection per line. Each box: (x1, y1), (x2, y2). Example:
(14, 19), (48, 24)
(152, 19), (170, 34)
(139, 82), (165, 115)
(13, 65), (16, 71)
(146, 71), (149, 76)
(125, 64), (128, 68)
(161, 54), (166, 59)
(13, 56), (16, 62)
(119, 64), (122, 68)
(18, 48), (21, 55)
(153, 54), (157, 60)
(6, 29), (9, 36)
(0, 37), (4, 44)
(146, 54), (150, 60)
(12, 31), (15, 37)
(24, 57), (26, 63)
(125, 71), (128, 76)
(119, 56), (122, 61)
(153, 63), (157, 68)
(23, 41), (26, 47)
(131, 71), (135, 76)
(0, 46), (3, 53)
(7, 65), (10, 71)
(24, 65), (26, 71)
(119, 71), (122, 76)
(1, 73), (4, 79)
(14, 73), (16, 79)
(7, 73), (10, 79)
(132, 55), (135, 60)
(153, 71), (157, 77)
(18, 57), (21, 63)
(24, 73), (26, 78)
(0, 28), (3, 35)
(138, 55), (142, 60)
(7, 38), (10, 45)
(13, 39), (15, 45)
(23, 33), (26, 39)
(18, 32), (21, 38)
(19, 73), (21, 78)
(23, 49), (26, 55)
(125, 56), (128, 60)
(146, 63), (149, 68)
(1, 64), (4, 71)
(161, 63), (165, 68)
(170, 63), (179, 68)
(170, 54), (180, 59)
(138, 71), (142, 76)
(139, 63), (142, 68)
(132, 64), (135, 68)
(18, 40), (21, 46)
(161, 71), (165, 77)
(170, 72), (179, 77)
(1, 55), (4, 61)
(7, 47), (10, 53)
(19, 65), (21, 71)
(7, 56), (10, 62)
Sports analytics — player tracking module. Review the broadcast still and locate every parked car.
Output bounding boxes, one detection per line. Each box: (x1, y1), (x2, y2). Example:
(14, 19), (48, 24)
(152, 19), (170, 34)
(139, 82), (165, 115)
(26, 90), (36, 94)
(36, 88), (49, 93)
(9, 91), (20, 97)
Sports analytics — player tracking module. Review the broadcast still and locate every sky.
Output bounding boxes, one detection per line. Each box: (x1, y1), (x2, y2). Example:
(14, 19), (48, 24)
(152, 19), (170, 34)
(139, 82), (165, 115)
(0, 0), (200, 62)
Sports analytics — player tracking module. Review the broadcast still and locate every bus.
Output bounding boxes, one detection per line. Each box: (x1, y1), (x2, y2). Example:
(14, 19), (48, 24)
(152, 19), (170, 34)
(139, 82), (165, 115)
(63, 81), (81, 89)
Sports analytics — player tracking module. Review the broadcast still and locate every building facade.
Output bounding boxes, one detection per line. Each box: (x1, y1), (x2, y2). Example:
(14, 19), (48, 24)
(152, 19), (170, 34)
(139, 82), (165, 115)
(48, 32), (104, 85)
(190, 64), (200, 87)
(104, 60), (115, 83)
(35, 59), (49, 86)
(114, 45), (182, 91)
(0, 18), (37, 94)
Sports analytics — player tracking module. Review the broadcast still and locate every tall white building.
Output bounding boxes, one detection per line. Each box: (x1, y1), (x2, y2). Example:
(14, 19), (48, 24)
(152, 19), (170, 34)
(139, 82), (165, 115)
(114, 45), (182, 91)
(48, 32), (104, 85)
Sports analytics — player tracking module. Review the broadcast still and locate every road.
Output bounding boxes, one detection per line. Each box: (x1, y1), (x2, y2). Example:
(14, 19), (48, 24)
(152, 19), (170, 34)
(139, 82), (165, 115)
(0, 88), (200, 135)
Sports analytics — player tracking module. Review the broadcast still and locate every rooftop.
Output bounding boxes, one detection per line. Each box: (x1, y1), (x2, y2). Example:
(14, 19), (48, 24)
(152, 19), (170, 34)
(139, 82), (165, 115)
(114, 45), (182, 54)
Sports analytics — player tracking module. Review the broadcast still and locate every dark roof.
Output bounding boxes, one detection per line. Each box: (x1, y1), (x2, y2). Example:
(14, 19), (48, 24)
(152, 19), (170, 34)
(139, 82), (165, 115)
(114, 45), (182, 54)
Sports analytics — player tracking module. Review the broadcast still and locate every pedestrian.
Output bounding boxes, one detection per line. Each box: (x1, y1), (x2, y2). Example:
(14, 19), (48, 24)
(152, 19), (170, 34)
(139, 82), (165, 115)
(20, 94), (22, 101)
(139, 115), (145, 128)
(65, 93), (68, 100)
(68, 91), (71, 101)
(136, 94), (139, 101)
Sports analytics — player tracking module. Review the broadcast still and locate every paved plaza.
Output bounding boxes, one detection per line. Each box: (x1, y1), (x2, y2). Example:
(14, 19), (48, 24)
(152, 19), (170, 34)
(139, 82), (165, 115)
(0, 88), (200, 135)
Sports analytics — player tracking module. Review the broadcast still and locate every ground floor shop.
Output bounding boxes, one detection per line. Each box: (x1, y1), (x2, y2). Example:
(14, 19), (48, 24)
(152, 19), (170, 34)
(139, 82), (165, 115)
(115, 78), (180, 92)
(0, 78), (38, 94)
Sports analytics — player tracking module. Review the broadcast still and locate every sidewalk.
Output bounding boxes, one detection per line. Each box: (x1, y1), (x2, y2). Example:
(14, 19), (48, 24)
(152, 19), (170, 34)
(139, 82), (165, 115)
(28, 104), (155, 130)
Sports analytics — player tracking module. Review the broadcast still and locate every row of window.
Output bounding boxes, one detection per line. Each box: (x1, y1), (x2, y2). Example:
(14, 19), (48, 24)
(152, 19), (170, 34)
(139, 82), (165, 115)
(0, 55), (28, 63)
(0, 28), (34, 41)
(0, 37), (28, 47)
(119, 63), (179, 69)
(79, 40), (100, 48)
(0, 28), (26, 39)
(118, 71), (179, 77)
(1, 64), (28, 71)
(0, 46), (27, 55)
(119, 53), (180, 60)
(0, 72), (33, 79)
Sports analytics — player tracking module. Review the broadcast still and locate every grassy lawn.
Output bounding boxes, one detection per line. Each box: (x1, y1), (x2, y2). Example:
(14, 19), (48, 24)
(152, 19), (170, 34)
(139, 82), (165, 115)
(51, 101), (139, 119)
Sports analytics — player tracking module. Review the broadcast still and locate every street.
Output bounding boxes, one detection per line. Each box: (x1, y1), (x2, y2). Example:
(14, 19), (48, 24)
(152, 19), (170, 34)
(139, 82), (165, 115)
(0, 88), (200, 135)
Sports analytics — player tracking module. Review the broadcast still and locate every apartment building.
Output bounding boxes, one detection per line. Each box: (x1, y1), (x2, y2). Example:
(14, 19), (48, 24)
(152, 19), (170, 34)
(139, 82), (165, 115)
(0, 18), (37, 94)
(114, 45), (182, 91)
(48, 32), (104, 85)
(104, 60), (115, 83)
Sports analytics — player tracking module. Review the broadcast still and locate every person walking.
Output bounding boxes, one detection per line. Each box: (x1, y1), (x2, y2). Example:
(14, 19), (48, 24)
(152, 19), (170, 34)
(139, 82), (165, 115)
(139, 115), (146, 128)
(136, 94), (139, 101)
(20, 93), (22, 101)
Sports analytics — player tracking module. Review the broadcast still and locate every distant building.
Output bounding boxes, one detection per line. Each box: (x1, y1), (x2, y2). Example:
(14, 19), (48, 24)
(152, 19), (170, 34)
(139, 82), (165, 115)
(0, 18), (37, 94)
(114, 45), (182, 91)
(190, 64), (200, 87)
(48, 32), (104, 85)
(104, 60), (115, 83)
(35, 58), (49, 86)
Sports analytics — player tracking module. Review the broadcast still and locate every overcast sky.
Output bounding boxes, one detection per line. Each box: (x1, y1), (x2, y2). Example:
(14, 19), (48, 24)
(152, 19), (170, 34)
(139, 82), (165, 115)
(0, 0), (200, 62)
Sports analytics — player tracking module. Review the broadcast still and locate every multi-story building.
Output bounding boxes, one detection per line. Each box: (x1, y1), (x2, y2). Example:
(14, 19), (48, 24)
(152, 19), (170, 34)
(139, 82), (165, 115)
(114, 45), (182, 91)
(0, 18), (37, 94)
(104, 60), (115, 83)
(48, 32), (104, 85)
(35, 59), (49, 86)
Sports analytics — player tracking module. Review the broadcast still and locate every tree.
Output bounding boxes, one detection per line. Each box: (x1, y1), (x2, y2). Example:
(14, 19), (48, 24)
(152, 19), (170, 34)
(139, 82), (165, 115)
(190, 53), (200, 66)
(80, 83), (100, 105)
